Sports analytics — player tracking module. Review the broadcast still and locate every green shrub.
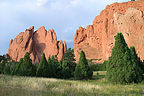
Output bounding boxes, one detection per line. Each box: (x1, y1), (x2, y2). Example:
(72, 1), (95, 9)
(89, 63), (106, 71)
(0, 55), (4, 62)
(74, 50), (93, 80)
(88, 60), (107, 71)
(3, 62), (11, 75)
(0, 61), (5, 74)
(106, 33), (143, 84)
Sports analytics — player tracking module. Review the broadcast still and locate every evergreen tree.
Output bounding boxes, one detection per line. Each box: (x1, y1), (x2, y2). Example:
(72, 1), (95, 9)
(56, 61), (63, 78)
(9, 62), (17, 75)
(130, 47), (143, 81)
(18, 52), (36, 76)
(36, 53), (51, 77)
(106, 33), (143, 84)
(3, 62), (11, 75)
(50, 55), (59, 78)
(74, 50), (93, 80)
(61, 61), (72, 79)
(61, 48), (76, 79)
(14, 58), (23, 75)
(47, 57), (55, 77)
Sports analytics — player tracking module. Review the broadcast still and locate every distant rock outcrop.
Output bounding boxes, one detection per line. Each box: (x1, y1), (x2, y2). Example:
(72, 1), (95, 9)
(73, 0), (144, 62)
(8, 26), (67, 63)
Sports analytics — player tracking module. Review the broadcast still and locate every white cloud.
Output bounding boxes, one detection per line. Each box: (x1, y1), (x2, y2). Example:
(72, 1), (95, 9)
(36, 0), (48, 7)
(69, 0), (79, 6)
(50, 1), (65, 10)
(0, 2), (8, 7)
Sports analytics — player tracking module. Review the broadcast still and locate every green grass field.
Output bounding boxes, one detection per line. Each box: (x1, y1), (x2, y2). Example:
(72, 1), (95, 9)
(0, 71), (144, 96)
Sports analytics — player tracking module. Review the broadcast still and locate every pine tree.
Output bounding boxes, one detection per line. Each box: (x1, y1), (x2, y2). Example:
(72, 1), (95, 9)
(74, 50), (93, 80)
(106, 33), (143, 84)
(14, 58), (23, 75)
(50, 55), (59, 78)
(47, 57), (55, 77)
(18, 52), (36, 76)
(56, 61), (63, 78)
(130, 47), (143, 81)
(61, 60), (72, 79)
(36, 53), (51, 77)
(3, 62), (11, 75)
(61, 48), (76, 79)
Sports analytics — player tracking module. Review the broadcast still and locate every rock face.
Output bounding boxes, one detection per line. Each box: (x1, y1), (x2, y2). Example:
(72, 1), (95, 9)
(137, 0), (144, 1)
(8, 26), (67, 63)
(73, 0), (144, 62)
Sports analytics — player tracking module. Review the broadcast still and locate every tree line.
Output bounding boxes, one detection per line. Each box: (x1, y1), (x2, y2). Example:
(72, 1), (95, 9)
(0, 48), (93, 80)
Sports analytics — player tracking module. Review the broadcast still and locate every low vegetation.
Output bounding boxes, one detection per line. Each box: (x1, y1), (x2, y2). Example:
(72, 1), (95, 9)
(0, 71), (144, 96)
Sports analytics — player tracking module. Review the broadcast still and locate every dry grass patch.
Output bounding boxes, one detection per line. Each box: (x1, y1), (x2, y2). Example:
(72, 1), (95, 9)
(0, 71), (144, 96)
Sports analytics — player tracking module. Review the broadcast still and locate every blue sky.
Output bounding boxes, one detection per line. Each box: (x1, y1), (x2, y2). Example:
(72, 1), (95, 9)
(0, 0), (129, 55)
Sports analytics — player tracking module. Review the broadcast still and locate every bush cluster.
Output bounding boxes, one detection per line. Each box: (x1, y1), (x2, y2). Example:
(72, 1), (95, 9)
(89, 61), (107, 71)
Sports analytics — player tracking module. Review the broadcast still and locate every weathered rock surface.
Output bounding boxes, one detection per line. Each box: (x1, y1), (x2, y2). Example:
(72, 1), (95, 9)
(74, 0), (144, 62)
(8, 26), (67, 63)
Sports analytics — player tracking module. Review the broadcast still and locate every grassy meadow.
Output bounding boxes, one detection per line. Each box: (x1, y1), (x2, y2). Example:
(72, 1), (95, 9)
(0, 71), (144, 96)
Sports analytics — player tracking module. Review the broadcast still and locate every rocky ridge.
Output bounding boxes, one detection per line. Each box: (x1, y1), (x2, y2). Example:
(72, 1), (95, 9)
(8, 26), (67, 63)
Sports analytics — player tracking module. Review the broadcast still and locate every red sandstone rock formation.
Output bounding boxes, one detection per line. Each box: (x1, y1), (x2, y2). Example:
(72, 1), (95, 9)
(74, 0), (144, 62)
(8, 26), (67, 63)
(137, 0), (144, 1)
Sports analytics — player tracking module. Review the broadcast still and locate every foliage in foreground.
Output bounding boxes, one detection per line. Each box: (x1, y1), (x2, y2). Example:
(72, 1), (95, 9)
(106, 33), (143, 84)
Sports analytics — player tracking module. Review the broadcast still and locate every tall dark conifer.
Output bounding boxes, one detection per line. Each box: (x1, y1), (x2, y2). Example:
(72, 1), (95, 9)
(61, 48), (76, 79)
(36, 53), (50, 77)
(74, 50), (93, 80)
(106, 33), (143, 84)
(18, 52), (35, 76)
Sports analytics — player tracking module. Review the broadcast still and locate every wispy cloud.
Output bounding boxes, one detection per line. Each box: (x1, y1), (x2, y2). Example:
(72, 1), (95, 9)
(36, 0), (48, 7)
(0, 2), (8, 7)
